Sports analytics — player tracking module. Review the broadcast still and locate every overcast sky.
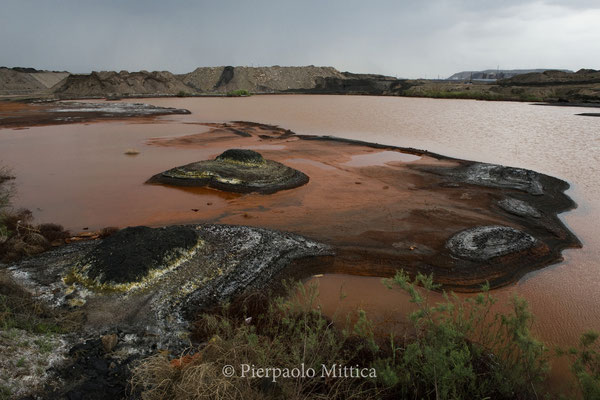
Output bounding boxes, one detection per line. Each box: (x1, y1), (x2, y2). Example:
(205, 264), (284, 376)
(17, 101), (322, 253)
(1, 0), (599, 78)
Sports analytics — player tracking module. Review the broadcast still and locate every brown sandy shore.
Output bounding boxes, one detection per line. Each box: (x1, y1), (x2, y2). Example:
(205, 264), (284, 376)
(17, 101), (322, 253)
(0, 101), (580, 291)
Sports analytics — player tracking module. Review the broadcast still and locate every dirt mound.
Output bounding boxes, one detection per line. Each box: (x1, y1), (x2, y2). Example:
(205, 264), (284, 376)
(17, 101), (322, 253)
(54, 70), (192, 98)
(0, 67), (69, 97)
(181, 65), (345, 93)
(73, 226), (201, 289)
(148, 149), (309, 194)
(0, 67), (47, 95)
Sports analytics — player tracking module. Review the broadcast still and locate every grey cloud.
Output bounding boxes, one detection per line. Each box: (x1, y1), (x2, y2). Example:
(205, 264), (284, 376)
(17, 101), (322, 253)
(0, 0), (598, 78)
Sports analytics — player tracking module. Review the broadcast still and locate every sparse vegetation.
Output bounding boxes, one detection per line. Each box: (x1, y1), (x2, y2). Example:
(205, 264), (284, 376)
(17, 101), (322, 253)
(131, 282), (381, 399)
(177, 91), (192, 97)
(226, 89), (251, 97)
(131, 272), (562, 399)
(0, 270), (70, 334)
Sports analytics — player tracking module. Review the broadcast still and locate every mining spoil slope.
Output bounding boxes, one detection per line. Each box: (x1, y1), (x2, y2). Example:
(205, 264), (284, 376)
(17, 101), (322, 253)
(181, 65), (346, 93)
(3, 65), (600, 103)
(0, 67), (69, 96)
(499, 69), (600, 86)
(495, 69), (600, 103)
(447, 69), (572, 81)
(53, 70), (192, 98)
(29, 71), (70, 89)
(1, 68), (45, 95)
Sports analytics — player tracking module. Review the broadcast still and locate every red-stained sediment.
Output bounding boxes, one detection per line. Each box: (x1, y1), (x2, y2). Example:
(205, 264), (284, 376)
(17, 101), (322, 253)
(0, 101), (579, 291)
(146, 121), (580, 291)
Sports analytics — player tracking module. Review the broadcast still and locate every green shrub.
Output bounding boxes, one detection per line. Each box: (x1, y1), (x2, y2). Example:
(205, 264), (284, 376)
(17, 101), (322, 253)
(559, 330), (600, 399)
(380, 270), (549, 399)
(226, 89), (251, 97)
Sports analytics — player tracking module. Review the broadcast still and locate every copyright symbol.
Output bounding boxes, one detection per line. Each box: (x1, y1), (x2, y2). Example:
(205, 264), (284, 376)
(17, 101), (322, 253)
(222, 365), (235, 377)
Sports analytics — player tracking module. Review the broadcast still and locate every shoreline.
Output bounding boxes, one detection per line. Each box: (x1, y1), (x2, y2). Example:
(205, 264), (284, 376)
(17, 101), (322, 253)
(0, 102), (581, 291)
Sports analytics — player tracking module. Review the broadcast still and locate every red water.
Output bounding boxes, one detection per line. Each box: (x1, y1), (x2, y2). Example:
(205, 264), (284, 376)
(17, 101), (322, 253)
(1, 95), (599, 391)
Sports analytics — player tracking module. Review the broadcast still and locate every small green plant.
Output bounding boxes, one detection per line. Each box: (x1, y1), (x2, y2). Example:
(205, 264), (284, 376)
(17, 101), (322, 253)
(558, 330), (600, 399)
(176, 90), (191, 97)
(226, 89), (251, 97)
(34, 337), (54, 353)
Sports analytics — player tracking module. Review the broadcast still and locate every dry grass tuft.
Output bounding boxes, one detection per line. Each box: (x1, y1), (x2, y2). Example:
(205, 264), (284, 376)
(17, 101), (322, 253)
(131, 282), (381, 400)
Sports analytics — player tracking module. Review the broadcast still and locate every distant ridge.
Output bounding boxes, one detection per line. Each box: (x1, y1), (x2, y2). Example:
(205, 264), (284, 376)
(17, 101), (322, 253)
(448, 69), (572, 81)
(1, 65), (599, 104)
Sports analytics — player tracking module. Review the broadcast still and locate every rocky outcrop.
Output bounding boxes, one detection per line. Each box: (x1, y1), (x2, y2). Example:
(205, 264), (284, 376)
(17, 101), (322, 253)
(7, 224), (333, 346)
(148, 149), (309, 194)
(498, 197), (542, 218)
(446, 225), (538, 261)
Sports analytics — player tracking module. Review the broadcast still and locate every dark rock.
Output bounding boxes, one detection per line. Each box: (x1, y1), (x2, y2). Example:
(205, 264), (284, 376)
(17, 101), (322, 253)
(498, 197), (542, 218)
(447, 225), (537, 261)
(216, 149), (265, 164)
(147, 149), (309, 194)
(433, 162), (545, 195)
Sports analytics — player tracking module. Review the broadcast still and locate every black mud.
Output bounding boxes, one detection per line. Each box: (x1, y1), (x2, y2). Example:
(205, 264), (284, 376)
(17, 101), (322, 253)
(76, 225), (200, 286)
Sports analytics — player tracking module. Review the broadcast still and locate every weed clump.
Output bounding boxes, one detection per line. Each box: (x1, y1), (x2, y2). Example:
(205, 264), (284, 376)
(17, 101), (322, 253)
(0, 208), (70, 263)
(0, 166), (70, 263)
(131, 273), (556, 399)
